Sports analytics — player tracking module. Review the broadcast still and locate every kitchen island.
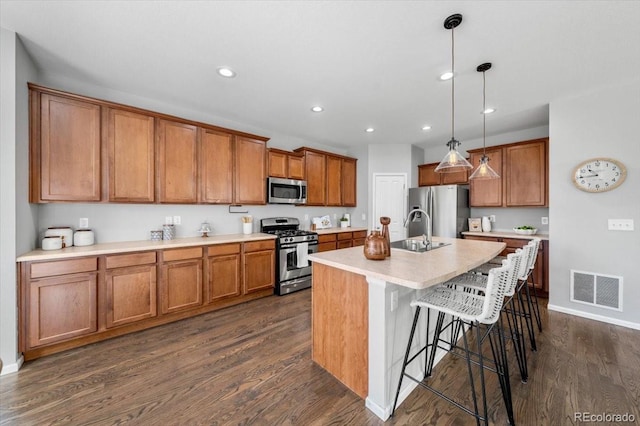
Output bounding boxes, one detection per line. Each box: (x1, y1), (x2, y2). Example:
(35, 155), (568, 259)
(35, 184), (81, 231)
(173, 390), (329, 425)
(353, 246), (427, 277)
(308, 236), (505, 421)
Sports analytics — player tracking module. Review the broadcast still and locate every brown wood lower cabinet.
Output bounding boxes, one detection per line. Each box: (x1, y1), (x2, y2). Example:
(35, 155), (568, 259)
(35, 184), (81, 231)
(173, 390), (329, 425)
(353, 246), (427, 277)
(19, 239), (276, 361)
(207, 244), (242, 302)
(160, 247), (203, 314)
(243, 240), (275, 294)
(318, 230), (367, 252)
(463, 235), (549, 296)
(27, 272), (98, 348)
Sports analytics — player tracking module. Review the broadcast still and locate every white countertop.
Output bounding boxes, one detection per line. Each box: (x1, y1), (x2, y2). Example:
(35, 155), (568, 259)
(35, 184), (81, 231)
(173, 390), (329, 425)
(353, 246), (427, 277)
(462, 230), (549, 241)
(314, 226), (368, 235)
(17, 233), (276, 262)
(308, 237), (506, 290)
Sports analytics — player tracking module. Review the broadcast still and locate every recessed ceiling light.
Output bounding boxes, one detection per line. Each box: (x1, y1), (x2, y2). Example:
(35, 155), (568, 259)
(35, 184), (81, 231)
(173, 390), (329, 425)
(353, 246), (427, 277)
(311, 106), (324, 113)
(216, 67), (236, 78)
(422, 125), (432, 131)
(365, 127), (375, 133)
(483, 108), (496, 114)
(439, 71), (454, 81)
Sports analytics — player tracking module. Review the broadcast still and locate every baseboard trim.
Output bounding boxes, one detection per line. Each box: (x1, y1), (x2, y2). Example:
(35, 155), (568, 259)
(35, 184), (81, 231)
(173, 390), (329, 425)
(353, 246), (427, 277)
(0, 355), (24, 375)
(547, 304), (640, 330)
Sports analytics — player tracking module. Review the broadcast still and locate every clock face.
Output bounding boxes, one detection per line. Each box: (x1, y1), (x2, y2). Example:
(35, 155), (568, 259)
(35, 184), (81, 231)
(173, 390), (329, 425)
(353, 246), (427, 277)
(572, 158), (626, 192)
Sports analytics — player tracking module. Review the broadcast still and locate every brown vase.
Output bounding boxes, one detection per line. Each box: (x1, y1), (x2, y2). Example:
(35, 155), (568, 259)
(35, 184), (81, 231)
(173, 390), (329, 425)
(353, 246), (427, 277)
(380, 217), (391, 257)
(364, 230), (387, 260)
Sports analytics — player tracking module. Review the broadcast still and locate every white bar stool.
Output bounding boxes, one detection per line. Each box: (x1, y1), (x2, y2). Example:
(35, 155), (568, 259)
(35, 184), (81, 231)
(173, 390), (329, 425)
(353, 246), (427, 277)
(391, 260), (515, 425)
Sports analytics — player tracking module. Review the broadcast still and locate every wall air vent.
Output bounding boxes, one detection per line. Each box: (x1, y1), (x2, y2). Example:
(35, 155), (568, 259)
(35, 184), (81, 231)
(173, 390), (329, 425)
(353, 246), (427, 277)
(571, 270), (623, 311)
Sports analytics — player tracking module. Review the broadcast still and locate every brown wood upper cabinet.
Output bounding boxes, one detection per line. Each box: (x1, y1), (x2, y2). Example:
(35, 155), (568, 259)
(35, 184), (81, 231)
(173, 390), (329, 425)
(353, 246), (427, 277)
(30, 91), (102, 202)
(268, 148), (305, 180)
(235, 136), (267, 204)
(467, 138), (548, 207)
(106, 108), (155, 202)
(294, 147), (357, 207)
(157, 119), (198, 203)
(418, 162), (469, 187)
(29, 84), (269, 205)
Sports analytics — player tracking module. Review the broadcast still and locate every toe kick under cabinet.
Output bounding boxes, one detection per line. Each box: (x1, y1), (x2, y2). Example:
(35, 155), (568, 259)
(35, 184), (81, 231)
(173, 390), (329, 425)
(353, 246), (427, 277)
(18, 238), (275, 361)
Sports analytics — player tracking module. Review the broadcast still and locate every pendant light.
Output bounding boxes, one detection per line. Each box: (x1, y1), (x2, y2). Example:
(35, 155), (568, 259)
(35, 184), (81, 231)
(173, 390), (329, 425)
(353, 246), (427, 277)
(469, 62), (500, 180)
(435, 14), (473, 173)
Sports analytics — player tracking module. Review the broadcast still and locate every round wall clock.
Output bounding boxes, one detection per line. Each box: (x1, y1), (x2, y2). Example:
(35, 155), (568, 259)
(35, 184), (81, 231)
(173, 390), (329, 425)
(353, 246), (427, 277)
(572, 158), (626, 192)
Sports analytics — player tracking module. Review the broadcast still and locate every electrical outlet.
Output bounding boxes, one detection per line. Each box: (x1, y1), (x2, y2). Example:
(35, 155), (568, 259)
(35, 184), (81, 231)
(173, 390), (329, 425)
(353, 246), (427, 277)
(304, 214), (309, 221)
(361, 213), (366, 221)
(489, 215), (496, 223)
(173, 215), (181, 225)
(608, 219), (634, 231)
(391, 290), (398, 312)
(333, 213), (337, 221)
(541, 217), (549, 225)
(165, 216), (173, 225)
(79, 218), (89, 228)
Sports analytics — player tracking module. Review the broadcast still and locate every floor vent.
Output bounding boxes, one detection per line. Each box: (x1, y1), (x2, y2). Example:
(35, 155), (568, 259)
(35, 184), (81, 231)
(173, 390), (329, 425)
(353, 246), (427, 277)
(571, 270), (623, 311)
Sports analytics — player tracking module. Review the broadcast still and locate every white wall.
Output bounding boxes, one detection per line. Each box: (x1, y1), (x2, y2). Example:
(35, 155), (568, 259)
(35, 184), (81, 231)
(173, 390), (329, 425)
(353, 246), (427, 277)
(548, 81), (640, 327)
(1, 28), (39, 374)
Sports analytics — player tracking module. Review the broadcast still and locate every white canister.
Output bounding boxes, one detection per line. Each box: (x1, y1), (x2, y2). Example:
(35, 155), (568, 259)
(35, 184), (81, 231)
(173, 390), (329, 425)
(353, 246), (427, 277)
(42, 236), (63, 250)
(45, 226), (73, 248)
(243, 222), (253, 235)
(74, 229), (95, 246)
(481, 216), (492, 232)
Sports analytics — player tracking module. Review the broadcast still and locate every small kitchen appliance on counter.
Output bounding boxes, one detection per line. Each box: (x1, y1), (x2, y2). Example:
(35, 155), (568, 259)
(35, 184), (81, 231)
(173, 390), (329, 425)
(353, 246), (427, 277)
(260, 217), (318, 295)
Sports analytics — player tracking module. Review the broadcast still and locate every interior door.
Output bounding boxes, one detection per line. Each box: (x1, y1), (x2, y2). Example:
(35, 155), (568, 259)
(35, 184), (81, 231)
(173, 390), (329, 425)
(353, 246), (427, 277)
(372, 174), (407, 242)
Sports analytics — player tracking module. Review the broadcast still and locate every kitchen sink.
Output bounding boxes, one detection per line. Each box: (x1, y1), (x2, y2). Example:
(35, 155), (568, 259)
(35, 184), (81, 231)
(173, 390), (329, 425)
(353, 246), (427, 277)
(389, 239), (450, 253)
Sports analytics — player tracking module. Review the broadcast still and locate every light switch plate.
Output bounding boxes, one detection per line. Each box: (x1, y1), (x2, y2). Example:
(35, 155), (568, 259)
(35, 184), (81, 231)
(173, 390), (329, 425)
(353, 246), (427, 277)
(173, 215), (181, 225)
(608, 219), (634, 231)
(541, 217), (549, 225)
(79, 218), (89, 228)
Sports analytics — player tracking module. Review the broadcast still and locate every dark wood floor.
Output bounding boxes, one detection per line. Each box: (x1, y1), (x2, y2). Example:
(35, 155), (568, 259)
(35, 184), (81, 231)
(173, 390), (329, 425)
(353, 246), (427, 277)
(1, 290), (639, 425)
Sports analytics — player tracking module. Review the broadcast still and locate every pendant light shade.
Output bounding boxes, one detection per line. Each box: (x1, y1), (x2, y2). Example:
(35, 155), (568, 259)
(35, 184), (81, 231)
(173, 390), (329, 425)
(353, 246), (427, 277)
(469, 62), (500, 180)
(435, 14), (473, 173)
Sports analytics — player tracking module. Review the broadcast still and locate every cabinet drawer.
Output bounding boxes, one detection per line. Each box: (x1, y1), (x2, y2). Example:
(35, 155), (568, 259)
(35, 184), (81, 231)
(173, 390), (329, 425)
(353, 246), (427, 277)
(106, 251), (156, 269)
(318, 234), (337, 243)
(353, 231), (367, 239)
(244, 239), (275, 252)
(503, 238), (528, 249)
(30, 257), (98, 279)
(464, 235), (500, 243)
(318, 242), (337, 252)
(353, 238), (365, 247)
(163, 247), (202, 262)
(337, 232), (353, 241)
(337, 240), (352, 249)
(208, 243), (241, 257)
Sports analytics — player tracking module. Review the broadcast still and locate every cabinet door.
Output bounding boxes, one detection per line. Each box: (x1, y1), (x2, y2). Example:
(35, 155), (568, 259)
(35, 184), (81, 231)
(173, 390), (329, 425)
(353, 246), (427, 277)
(469, 148), (503, 207)
(157, 119), (198, 203)
(105, 265), (157, 328)
(107, 108), (155, 202)
(235, 137), (267, 204)
(161, 259), (203, 314)
(326, 155), (343, 206)
(28, 272), (98, 348)
(441, 168), (468, 185)
(200, 128), (234, 203)
(505, 140), (547, 207)
(244, 250), (275, 294)
(288, 154), (305, 180)
(268, 150), (288, 178)
(342, 158), (357, 207)
(418, 163), (441, 186)
(305, 151), (327, 205)
(208, 253), (242, 302)
(38, 93), (101, 201)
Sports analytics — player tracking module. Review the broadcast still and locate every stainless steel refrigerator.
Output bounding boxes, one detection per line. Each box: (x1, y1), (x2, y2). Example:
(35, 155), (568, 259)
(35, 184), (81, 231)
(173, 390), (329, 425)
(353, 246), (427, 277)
(407, 185), (470, 238)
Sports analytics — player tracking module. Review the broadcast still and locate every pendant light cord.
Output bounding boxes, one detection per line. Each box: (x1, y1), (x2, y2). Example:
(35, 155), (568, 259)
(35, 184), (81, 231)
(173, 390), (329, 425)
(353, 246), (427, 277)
(482, 70), (486, 156)
(451, 26), (455, 142)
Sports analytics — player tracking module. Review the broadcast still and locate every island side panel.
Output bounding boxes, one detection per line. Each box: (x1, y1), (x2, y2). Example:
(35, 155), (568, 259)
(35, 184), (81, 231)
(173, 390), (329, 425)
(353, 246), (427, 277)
(312, 263), (368, 399)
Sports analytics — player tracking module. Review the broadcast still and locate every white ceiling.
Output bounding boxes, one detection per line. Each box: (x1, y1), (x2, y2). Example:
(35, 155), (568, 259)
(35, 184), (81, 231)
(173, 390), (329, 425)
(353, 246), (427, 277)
(2, 1), (639, 151)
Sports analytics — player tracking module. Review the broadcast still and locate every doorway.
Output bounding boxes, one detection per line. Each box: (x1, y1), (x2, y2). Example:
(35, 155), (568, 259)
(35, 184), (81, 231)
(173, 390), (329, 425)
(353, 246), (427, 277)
(372, 173), (407, 242)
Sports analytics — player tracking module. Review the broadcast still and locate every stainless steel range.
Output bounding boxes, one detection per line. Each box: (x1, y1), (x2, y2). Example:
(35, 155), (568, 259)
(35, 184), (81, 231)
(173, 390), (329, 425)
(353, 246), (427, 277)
(260, 217), (318, 295)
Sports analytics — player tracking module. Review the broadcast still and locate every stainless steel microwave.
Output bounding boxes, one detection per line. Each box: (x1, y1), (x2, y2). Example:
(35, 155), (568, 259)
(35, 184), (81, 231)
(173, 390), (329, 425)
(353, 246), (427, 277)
(267, 177), (307, 204)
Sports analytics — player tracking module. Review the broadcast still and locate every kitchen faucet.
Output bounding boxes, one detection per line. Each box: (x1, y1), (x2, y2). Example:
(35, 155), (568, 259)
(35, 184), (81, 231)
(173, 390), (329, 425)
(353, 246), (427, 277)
(403, 209), (432, 249)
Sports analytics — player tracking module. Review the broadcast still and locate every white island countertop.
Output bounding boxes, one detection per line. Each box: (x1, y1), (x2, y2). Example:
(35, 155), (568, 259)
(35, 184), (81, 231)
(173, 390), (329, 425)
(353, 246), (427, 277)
(308, 236), (505, 290)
